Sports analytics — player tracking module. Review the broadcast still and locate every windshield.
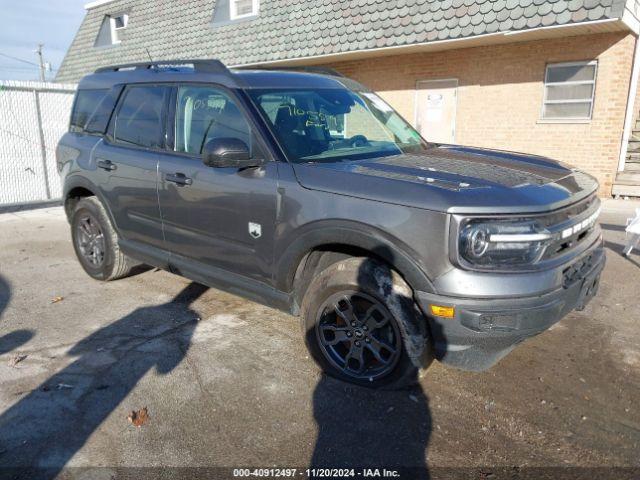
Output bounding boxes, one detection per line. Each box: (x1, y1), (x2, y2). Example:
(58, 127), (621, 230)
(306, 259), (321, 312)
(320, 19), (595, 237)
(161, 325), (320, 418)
(248, 88), (429, 163)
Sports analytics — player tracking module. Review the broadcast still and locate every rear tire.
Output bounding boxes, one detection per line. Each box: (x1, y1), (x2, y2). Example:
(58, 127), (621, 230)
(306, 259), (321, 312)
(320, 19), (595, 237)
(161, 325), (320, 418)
(71, 196), (137, 281)
(301, 257), (432, 390)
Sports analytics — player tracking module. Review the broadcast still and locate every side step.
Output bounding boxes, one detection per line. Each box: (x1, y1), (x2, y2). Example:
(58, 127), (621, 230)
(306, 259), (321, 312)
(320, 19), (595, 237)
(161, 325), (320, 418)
(613, 183), (640, 198)
(616, 171), (640, 184)
(623, 162), (640, 173)
(613, 171), (640, 198)
(613, 184), (640, 197)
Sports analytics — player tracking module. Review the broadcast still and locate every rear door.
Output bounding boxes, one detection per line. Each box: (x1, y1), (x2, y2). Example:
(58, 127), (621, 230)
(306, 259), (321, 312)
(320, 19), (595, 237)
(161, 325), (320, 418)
(157, 84), (278, 284)
(94, 84), (170, 250)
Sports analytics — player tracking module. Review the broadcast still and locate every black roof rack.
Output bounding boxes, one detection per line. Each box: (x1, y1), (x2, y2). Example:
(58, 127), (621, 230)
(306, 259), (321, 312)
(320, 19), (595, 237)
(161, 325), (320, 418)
(95, 59), (230, 75)
(236, 65), (345, 78)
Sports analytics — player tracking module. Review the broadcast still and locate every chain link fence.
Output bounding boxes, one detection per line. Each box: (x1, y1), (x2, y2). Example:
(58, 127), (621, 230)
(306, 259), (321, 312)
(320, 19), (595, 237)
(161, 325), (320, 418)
(0, 81), (77, 208)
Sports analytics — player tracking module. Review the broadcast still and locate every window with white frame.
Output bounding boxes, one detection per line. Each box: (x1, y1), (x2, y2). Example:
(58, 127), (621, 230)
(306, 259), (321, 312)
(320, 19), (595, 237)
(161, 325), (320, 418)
(230, 0), (259, 20)
(542, 61), (597, 121)
(109, 13), (128, 44)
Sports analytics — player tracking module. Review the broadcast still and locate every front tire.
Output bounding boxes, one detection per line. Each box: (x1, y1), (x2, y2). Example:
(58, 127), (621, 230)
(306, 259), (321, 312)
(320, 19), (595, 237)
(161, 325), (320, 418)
(301, 257), (432, 389)
(71, 197), (136, 281)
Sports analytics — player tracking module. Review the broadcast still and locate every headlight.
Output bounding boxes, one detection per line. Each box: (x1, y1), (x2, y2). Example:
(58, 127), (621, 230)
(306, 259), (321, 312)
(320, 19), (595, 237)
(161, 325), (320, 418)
(459, 219), (552, 268)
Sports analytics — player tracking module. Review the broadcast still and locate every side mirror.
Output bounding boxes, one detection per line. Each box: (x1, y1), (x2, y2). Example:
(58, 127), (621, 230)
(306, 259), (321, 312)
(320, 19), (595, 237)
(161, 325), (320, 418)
(202, 138), (262, 169)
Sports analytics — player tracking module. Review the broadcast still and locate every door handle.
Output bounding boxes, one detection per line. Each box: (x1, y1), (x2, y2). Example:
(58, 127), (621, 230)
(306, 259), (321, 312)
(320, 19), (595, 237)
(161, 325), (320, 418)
(165, 172), (193, 186)
(97, 159), (117, 171)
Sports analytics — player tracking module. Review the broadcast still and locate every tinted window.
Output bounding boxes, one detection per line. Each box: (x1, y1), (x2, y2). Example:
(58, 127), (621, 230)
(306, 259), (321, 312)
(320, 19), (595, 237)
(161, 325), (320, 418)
(70, 89), (108, 133)
(84, 86), (123, 135)
(248, 88), (426, 163)
(175, 86), (252, 155)
(114, 86), (168, 148)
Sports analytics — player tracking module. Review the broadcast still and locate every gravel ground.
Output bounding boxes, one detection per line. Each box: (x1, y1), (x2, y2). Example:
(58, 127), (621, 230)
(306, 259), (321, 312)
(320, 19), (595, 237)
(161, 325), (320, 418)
(0, 200), (638, 479)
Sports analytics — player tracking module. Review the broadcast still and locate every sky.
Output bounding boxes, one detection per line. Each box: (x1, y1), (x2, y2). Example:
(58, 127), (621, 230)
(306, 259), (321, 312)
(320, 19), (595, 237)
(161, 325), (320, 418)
(0, 0), (87, 81)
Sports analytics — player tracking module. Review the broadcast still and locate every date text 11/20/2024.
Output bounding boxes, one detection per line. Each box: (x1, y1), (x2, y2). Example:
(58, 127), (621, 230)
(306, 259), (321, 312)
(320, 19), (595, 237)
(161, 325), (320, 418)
(233, 468), (401, 478)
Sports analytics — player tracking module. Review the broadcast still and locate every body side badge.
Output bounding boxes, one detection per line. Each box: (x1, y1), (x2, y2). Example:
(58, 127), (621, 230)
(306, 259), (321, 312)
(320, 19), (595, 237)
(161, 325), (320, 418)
(249, 222), (262, 239)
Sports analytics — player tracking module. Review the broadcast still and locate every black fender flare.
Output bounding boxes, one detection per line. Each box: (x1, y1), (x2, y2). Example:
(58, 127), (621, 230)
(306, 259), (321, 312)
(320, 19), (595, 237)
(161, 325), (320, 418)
(275, 220), (436, 295)
(62, 175), (117, 230)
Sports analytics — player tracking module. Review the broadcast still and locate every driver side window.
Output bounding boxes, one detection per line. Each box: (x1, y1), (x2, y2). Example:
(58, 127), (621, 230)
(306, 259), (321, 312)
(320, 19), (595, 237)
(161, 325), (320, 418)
(175, 86), (253, 155)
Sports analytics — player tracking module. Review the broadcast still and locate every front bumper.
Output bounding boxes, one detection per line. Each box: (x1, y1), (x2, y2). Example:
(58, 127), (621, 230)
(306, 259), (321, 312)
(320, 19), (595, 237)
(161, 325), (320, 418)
(415, 242), (605, 371)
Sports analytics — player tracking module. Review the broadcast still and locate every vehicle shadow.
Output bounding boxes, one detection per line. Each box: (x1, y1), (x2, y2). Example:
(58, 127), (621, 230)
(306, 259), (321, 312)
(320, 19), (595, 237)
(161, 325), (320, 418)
(0, 275), (34, 356)
(0, 282), (208, 479)
(309, 248), (433, 479)
(0, 275), (9, 320)
(599, 223), (627, 233)
(604, 240), (640, 268)
(0, 330), (34, 357)
(310, 377), (431, 478)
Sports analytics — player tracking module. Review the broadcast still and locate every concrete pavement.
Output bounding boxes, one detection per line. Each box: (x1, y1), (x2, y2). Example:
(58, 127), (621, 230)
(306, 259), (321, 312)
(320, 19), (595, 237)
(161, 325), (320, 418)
(0, 200), (638, 478)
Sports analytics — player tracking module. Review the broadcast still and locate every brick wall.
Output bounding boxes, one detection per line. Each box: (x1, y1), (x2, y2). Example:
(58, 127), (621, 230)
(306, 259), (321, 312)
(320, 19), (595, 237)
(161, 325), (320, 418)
(326, 32), (636, 196)
(625, 47), (640, 159)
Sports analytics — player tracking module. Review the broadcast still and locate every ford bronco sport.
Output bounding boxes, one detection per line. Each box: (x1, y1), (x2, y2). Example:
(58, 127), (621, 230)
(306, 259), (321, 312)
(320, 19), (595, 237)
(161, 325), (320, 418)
(57, 60), (604, 389)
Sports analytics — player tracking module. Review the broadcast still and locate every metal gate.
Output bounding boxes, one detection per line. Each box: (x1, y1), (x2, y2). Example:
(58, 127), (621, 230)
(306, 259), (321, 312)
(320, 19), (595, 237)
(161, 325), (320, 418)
(0, 81), (76, 207)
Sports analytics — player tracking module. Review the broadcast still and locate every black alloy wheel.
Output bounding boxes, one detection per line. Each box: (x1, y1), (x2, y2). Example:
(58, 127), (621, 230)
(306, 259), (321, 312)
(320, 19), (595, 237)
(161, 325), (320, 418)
(75, 212), (106, 268)
(70, 196), (137, 281)
(315, 290), (402, 381)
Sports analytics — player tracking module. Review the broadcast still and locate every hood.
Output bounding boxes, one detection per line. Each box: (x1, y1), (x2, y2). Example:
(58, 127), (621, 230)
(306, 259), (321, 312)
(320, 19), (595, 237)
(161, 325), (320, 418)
(292, 145), (598, 214)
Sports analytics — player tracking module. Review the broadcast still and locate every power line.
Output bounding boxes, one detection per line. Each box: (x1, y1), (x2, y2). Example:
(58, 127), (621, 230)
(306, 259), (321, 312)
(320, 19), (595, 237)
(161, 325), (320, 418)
(0, 65), (58, 73)
(0, 48), (57, 82)
(0, 52), (40, 67)
(0, 64), (40, 70)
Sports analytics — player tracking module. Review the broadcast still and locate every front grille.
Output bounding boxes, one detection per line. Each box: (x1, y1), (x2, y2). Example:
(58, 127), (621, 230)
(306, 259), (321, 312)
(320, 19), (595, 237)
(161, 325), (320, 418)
(562, 252), (596, 288)
(539, 194), (600, 261)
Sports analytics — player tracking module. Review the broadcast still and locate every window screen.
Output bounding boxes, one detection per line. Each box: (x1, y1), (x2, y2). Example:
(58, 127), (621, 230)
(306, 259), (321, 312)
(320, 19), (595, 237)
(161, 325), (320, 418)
(70, 89), (108, 133)
(94, 14), (128, 47)
(542, 62), (597, 120)
(110, 13), (128, 44)
(113, 15), (127, 29)
(230, 0), (258, 19)
(114, 86), (168, 148)
(175, 86), (252, 155)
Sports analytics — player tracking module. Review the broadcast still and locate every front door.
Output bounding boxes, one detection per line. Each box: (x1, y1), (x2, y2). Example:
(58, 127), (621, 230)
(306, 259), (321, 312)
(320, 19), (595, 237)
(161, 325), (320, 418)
(157, 84), (278, 284)
(415, 79), (457, 144)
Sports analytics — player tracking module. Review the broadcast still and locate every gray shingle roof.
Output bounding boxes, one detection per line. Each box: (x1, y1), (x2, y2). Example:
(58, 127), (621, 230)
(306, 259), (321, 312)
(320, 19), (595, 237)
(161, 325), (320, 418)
(56, 0), (626, 83)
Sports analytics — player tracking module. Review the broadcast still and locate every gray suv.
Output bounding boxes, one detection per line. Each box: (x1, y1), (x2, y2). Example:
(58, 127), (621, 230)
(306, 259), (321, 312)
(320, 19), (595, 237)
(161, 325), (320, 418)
(57, 60), (605, 389)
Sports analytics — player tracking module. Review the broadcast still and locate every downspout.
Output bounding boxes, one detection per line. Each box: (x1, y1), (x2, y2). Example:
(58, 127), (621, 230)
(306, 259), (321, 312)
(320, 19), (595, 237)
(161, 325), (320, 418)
(618, 35), (640, 173)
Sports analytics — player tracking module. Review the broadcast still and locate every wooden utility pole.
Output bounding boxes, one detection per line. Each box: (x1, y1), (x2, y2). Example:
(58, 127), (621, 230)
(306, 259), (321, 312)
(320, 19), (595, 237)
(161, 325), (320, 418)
(36, 44), (46, 82)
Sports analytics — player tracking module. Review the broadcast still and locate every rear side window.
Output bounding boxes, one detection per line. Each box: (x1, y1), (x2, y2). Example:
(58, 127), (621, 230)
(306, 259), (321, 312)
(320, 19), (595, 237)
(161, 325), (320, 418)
(70, 89), (108, 133)
(84, 86), (124, 135)
(113, 85), (169, 148)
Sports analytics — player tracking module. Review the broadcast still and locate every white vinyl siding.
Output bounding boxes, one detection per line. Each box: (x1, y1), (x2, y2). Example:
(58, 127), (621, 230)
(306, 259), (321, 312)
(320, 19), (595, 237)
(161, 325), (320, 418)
(542, 61), (597, 121)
